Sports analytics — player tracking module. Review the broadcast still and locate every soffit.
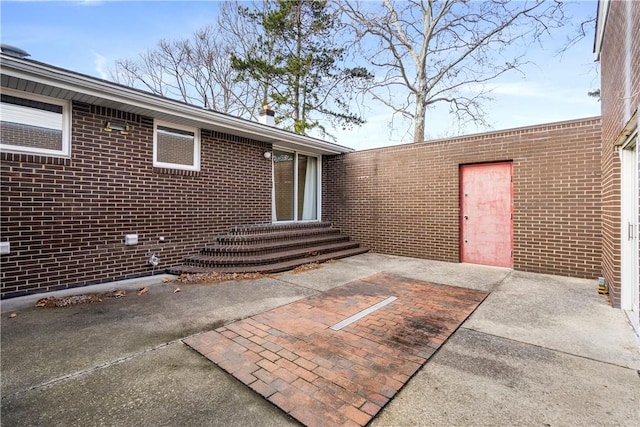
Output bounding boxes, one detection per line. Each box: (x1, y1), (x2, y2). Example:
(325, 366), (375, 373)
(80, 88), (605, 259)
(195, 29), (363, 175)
(1, 57), (352, 156)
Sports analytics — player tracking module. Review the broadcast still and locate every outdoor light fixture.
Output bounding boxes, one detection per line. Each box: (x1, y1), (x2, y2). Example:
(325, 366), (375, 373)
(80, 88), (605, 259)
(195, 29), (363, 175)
(264, 151), (272, 159)
(104, 120), (131, 135)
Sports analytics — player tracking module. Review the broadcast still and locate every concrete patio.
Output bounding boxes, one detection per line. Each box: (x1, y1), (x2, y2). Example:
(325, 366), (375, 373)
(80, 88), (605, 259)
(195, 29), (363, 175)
(2, 253), (639, 426)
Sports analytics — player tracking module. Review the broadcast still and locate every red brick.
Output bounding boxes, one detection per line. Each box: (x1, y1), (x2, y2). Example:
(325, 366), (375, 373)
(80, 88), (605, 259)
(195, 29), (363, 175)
(253, 368), (276, 385)
(259, 349), (281, 362)
(256, 359), (279, 373)
(360, 401), (382, 416)
(250, 379), (276, 398)
(220, 330), (238, 340)
(269, 392), (296, 413)
(234, 370), (258, 386)
(293, 366), (318, 383)
(313, 377), (366, 408)
(340, 404), (371, 426)
(288, 407), (325, 427)
(293, 357), (318, 371)
(292, 377), (319, 396)
(312, 388), (345, 411)
(273, 367), (299, 384)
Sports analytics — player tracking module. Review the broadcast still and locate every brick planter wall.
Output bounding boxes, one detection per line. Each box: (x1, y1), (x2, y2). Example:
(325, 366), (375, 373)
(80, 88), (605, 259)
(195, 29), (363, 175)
(323, 117), (602, 280)
(0, 103), (272, 298)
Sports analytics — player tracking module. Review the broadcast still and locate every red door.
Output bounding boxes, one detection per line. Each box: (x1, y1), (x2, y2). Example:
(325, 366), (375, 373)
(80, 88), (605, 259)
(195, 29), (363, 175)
(460, 162), (513, 268)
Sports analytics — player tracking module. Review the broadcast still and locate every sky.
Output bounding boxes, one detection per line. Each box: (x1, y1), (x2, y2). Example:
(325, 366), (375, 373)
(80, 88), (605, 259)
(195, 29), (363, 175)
(1, 0), (602, 150)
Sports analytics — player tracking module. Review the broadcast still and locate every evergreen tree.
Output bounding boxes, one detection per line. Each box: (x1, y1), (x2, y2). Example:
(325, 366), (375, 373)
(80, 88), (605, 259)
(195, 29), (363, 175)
(231, 0), (372, 136)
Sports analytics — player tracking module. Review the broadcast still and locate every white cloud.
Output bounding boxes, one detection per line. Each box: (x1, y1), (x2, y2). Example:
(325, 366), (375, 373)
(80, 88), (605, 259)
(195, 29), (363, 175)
(465, 81), (546, 98)
(92, 51), (108, 79)
(75, 0), (104, 5)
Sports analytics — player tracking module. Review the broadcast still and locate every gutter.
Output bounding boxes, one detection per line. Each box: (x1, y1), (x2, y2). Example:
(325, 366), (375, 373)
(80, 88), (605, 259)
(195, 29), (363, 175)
(593, 0), (610, 61)
(1, 55), (353, 155)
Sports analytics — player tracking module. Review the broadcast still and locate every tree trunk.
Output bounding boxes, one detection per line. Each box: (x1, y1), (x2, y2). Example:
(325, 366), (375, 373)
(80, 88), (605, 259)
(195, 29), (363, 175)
(293, 1), (302, 127)
(413, 96), (426, 142)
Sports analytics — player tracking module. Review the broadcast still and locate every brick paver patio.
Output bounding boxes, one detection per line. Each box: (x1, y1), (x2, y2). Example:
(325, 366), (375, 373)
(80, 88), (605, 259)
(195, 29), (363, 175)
(184, 273), (488, 426)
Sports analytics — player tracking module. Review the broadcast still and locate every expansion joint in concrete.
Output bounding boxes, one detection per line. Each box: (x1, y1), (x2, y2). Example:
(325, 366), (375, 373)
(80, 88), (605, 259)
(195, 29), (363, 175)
(463, 327), (640, 372)
(1, 340), (180, 400)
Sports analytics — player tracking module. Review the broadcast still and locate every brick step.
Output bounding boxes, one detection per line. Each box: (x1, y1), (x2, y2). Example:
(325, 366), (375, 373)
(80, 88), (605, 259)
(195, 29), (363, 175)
(169, 221), (366, 277)
(227, 222), (332, 236)
(215, 226), (341, 245)
(183, 241), (361, 268)
(167, 246), (370, 275)
(203, 233), (349, 255)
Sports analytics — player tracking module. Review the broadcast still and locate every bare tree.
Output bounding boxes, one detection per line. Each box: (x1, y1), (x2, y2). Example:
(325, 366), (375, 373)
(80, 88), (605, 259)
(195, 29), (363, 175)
(110, 18), (257, 117)
(562, 15), (596, 53)
(186, 24), (260, 117)
(341, 0), (566, 142)
(216, 0), (273, 119)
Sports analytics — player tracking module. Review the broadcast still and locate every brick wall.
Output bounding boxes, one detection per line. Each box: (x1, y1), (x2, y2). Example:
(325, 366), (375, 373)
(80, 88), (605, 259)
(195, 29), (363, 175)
(0, 102), (272, 298)
(0, 122), (62, 151)
(323, 117), (602, 279)
(599, 0), (640, 307)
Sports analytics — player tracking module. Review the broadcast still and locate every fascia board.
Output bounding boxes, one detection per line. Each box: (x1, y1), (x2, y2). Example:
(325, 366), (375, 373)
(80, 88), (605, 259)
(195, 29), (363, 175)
(593, 0), (610, 61)
(1, 56), (353, 155)
(614, 110), (638, 148)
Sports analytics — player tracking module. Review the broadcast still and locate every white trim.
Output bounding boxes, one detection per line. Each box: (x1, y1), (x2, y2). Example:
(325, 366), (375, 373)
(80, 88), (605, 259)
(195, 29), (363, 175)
(0, 87), (71, 157)
(272, 149), (295, 222)
(153, 120), (200, 171)
(294, 152), (299, 221)
(1, 55), (352, 156)
(317, 157), (323, 221)
(594, 0), (611, 61)
(618, 110), (639, 336)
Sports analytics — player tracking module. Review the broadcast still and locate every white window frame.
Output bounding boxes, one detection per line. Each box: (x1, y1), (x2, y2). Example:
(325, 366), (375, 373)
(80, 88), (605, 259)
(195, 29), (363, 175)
(153, 120), (200, 171)
(0, 88), (71, 157)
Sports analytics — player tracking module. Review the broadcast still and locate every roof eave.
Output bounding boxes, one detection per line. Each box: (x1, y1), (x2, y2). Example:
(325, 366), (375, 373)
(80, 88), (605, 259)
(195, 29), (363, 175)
(593, 0), (610, 62)
(0, 55), (354, 155)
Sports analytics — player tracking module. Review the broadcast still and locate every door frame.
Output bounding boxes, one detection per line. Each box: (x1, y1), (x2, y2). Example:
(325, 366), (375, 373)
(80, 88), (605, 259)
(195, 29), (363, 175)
(459, 161), (514, 268)
(271, 147), (322, 223)
(618, 114), (639, 334)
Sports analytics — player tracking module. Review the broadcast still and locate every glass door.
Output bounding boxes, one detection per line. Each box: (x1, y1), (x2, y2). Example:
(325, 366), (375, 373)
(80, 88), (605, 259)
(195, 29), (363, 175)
(273, 150), (318, 222)
(298, 154), (317, 220)
(273, 151), (294, 221)
(620, 135), (638, 333)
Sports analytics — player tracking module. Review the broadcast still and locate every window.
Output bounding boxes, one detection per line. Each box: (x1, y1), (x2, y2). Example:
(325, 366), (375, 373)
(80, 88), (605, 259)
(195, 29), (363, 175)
(0, 89), (70, 157)
(153, 121), (200, 171)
